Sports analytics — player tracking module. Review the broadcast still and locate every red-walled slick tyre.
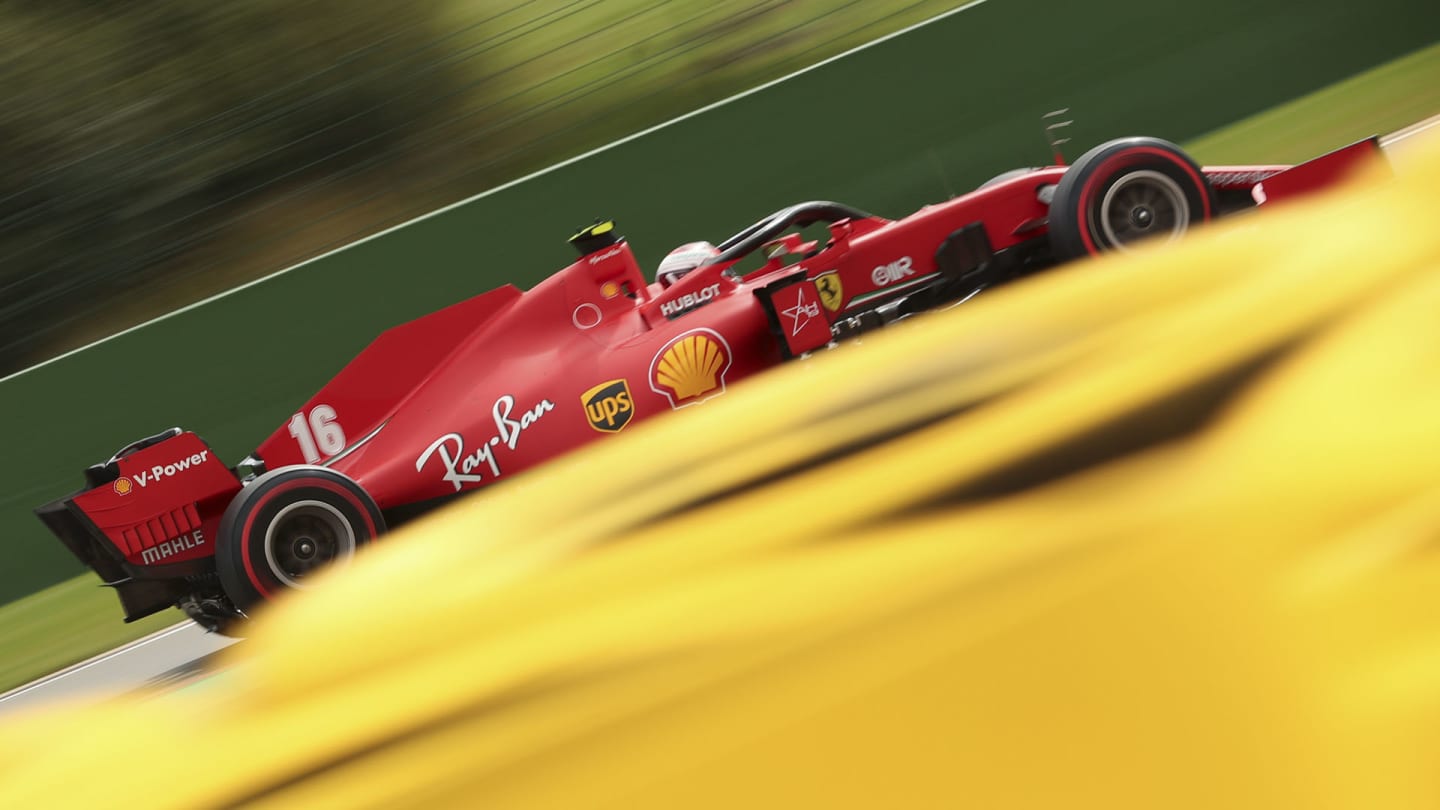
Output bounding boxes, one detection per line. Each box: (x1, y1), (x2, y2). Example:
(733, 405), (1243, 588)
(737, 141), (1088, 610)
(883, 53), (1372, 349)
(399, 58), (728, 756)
(1048, 137), (1215, 261)
(216, 466), (384, 614)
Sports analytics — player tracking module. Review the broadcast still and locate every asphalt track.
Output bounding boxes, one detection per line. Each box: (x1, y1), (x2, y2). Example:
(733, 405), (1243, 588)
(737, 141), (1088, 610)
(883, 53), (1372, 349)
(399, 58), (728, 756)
(0, 621), (236, 717)
(1, 117), (1434, 720)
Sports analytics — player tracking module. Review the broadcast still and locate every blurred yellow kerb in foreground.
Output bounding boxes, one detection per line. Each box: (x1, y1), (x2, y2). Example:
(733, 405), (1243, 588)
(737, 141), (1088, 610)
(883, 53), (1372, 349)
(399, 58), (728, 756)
(3, 137), (1439, 809)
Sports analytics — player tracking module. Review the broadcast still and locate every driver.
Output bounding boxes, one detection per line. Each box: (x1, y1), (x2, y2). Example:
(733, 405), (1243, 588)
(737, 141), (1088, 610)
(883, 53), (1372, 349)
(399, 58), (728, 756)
(655, 241), (719, 288)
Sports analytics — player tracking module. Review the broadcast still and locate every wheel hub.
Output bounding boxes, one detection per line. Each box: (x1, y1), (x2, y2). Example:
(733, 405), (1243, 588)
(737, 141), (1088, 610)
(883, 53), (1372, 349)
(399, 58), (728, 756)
(263, 500), (357, 589)
(1098, 170), (1190, 251)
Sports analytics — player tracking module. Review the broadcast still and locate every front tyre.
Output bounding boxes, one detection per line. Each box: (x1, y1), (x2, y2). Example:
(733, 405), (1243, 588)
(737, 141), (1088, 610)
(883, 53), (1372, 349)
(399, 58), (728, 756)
(215, 466), (384, 615)
(1048, 137), (1215, 261)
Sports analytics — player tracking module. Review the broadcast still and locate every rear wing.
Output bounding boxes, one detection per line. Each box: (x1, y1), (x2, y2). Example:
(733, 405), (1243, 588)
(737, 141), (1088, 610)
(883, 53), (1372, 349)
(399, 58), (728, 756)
(36, 430), (240, 621)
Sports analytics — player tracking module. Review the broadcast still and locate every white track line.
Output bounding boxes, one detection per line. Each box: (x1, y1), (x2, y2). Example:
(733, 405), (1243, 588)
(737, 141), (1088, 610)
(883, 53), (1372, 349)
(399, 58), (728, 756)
(0, 622), (190, 704)
(1379, 113), (1440, 146)
(0, 0), (995, 387)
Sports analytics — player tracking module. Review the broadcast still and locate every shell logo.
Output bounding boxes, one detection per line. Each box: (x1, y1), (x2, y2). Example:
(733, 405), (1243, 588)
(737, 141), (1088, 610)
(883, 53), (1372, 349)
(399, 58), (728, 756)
(649, 328), (733, 409)
(113, 477), (134, 496)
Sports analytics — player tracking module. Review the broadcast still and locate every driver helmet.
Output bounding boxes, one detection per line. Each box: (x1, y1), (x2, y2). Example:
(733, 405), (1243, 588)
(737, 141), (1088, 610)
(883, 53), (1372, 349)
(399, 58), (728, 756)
(655, 241), (719, 287)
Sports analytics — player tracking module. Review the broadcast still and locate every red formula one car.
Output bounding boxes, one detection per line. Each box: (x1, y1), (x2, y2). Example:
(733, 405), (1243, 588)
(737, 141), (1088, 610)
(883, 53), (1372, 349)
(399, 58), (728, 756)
(37, 136), (1380, 631)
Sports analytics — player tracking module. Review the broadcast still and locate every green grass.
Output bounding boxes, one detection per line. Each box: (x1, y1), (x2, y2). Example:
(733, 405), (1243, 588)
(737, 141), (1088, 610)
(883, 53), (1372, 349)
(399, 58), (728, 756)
(2, 36), (1436, 698)
(1185, 41), (1440, 164)
(0, 576), (180, 694)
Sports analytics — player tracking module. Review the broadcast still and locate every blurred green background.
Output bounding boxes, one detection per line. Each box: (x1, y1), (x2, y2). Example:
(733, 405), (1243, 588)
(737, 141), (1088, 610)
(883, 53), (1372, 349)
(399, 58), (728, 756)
(0, 0), (972, 376)
(1, 0), (1437, 610)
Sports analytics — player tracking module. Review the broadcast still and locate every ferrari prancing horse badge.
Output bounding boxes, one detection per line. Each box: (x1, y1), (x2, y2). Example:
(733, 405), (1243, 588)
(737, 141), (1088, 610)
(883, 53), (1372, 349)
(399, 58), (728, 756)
(814, 271), (843, 313)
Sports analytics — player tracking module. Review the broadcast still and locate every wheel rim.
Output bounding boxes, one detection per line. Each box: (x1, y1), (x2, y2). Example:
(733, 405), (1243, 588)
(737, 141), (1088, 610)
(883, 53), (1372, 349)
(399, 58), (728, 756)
(263, 500), (357, 588)
(1097, 170), (1189, 251)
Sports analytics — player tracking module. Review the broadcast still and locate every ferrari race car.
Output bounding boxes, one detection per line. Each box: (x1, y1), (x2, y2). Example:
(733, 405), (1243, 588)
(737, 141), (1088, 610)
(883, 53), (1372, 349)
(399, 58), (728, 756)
(37, 135), (1381, 632)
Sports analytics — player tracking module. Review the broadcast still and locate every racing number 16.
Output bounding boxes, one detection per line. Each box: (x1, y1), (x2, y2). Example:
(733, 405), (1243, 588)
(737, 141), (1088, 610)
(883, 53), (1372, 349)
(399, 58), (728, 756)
(288, 405), (346, 463)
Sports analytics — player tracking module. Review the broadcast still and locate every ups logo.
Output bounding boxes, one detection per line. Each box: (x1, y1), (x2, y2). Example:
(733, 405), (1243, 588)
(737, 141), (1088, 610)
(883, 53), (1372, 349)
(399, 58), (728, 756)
(582, 379), (634, 433)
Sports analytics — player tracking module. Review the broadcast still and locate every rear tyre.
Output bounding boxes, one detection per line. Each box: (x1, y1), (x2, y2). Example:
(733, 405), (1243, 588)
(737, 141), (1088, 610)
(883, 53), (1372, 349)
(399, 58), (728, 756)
(215, 466), (384, 615)
(1048, 137), (1215, 261)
